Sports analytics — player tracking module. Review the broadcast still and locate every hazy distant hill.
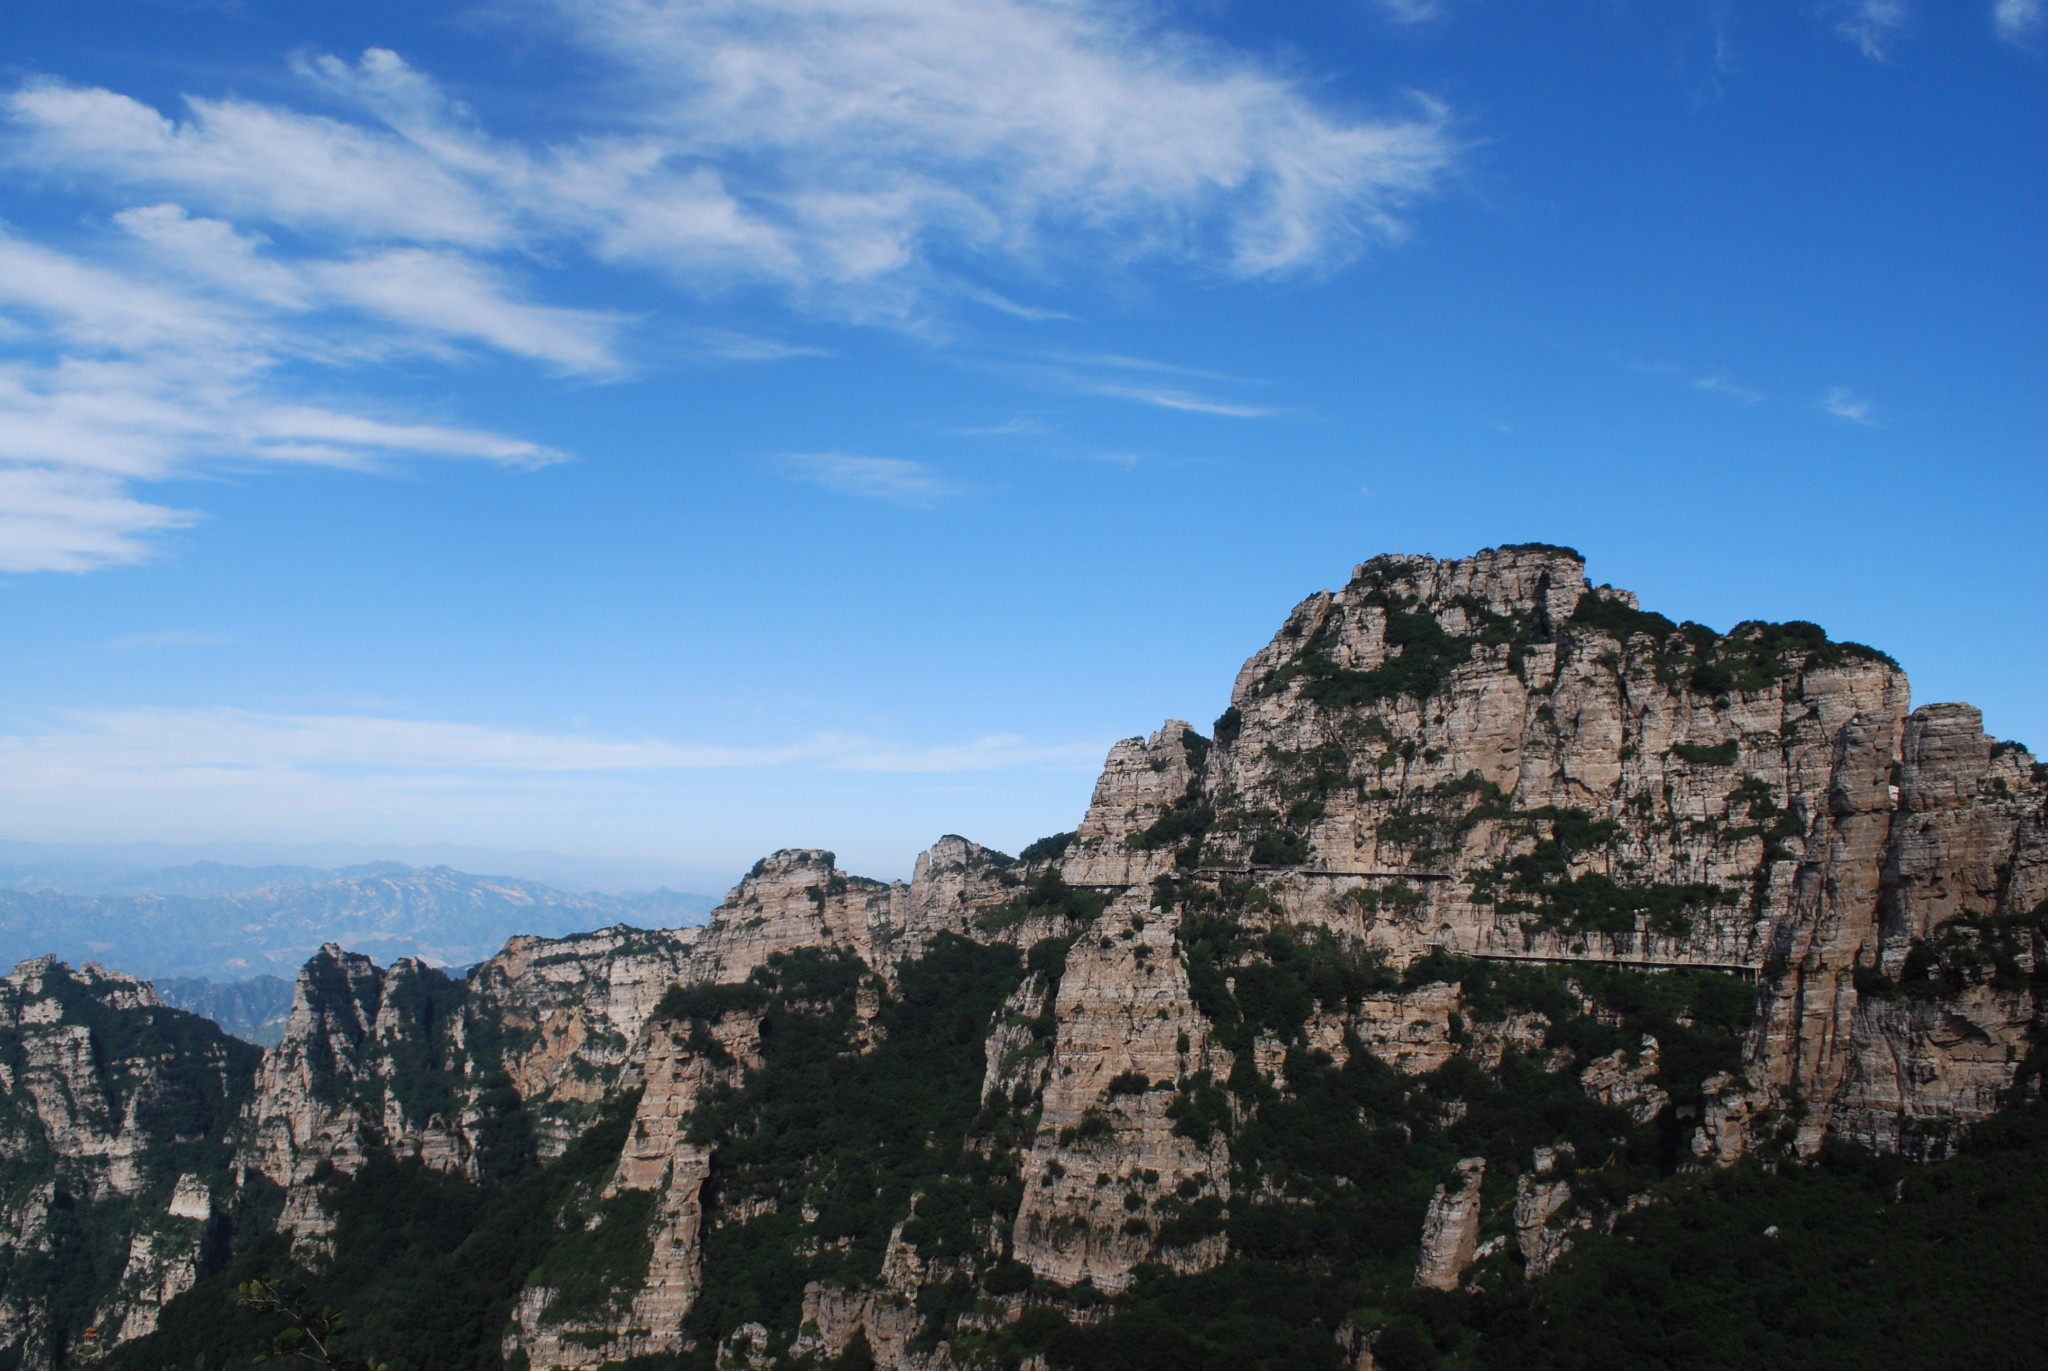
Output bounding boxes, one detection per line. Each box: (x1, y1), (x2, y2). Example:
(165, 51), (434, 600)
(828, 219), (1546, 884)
(0, 837), (733, 897)
(0, 858), (404, 898)
(153, 973), (296, 1044)
(0, 862), (716, 980)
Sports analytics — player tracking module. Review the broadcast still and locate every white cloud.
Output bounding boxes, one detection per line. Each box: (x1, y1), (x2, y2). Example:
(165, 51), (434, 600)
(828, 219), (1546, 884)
(538, 0), (1455, 284)
(780, 453), (960, 506)
(0, 345), (563, 570)
(113, 204), (311, 309)
(0, 12), (1459, 569)
(7, 80), (509, 245)
(1019, 351), (1277, 417)
(311, 250), (624, 374)
(688, 330), (833, 362)
(1374, 0), (1448, 22)
(1693, 375), (1763, 405)
(1994, 0), (2046, 44)
(1829, 0), (1910, 60)
(1822, 386), (1878, 425)
(0, 466), (196, 574)
(0, 221), (582, 569)
(1083, 382), (1277, 418)
(0, 230), (253, 356)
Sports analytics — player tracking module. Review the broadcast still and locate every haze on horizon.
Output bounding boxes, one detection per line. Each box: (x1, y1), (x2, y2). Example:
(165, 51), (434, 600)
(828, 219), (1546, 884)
(0, 0), (2041, 883)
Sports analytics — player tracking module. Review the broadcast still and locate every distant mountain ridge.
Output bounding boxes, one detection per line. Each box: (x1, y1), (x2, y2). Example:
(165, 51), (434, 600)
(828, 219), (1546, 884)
(152, 975), (296, 1045)
(0, 862), (716, 981)
(0, 838), (732, 897)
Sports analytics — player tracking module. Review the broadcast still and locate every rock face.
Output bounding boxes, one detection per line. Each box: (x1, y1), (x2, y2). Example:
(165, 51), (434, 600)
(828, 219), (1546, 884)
(1414, 1158), (1487, 1290)
(0, 958), (256, 1369)
(8, 545), (2044, 1371)
(1512, 1165), (1577, 1278)
(506, 1006), (760, 1369)
(240, 925), (707, 1240)
(1060, 723), (1210, 888)
(1011, 896), (1233, 1291)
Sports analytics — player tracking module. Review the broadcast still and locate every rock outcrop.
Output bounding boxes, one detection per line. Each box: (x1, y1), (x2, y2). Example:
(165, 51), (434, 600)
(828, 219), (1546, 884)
(0, 958), (255, 1368)
(1413, 1157), (1487, 1290)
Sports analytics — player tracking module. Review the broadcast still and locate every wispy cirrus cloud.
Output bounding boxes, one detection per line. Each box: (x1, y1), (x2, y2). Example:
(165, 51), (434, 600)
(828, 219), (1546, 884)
(0, 10), (1457, 572)
(537, 0), (1455, 286)
(1994, 0), (2046, 44)
(1821, 386), (1879, 425)
(1692, 375), (1764, 406)
(0, 466), (197, 574)
(1828, 0), (1911, 60)
(779, 453), (962, 506)
(1082, 383), (1279, 418)
(1373, 0), (1450, 23)
(1016, 349), (1281, 418)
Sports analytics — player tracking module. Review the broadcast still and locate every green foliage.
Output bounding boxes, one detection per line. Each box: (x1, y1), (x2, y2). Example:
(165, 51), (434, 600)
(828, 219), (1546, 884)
(32, 972), (262, 1162)
(1212, 707), (1243, 747)
(1247, 829), (1308, 867)
(1129, 803), (1215, 859)
(1295, 610), (1475, 708)
(234, 1277), (388, 1371)
(1444, 1106), (2048, 1370)
(1044, 1261), (1351, 1371)
(1166, 1072), (1231, 1145)
(109, 1093), (645, 1371)
(377, 966), (466, 1129)
(981, 869), (1109, 930)
(0, 972), (260, 1364)
(1469, 808), (1736, 936)
(1174, 917), (1397, 1055)
(1571, 600), (1896, 704)
(532, 1187), (656, 1324)
(1018, 832), (1076, 865)
(681, 936), (1026, 1350)
(1570, 593), (1678, 644)
(1670, 740), (1740, 766)
(1370, 773), (1514, 865)
(1043, 1104), (2048, 1371)
(1876, 903), (2048, 998)
(1026, 935), (1073, 981)
(1105, 1071), (1152, 1098)
(1498, 542), (1583, 559)
(651, 980), (770, 1024)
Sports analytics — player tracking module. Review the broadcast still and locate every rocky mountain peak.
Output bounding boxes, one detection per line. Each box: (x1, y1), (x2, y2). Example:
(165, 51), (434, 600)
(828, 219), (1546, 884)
(8, 546), (2043, 1371)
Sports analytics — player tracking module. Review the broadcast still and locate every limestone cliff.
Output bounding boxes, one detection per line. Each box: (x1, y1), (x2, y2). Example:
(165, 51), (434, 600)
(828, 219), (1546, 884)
(0, 958), (255, 1368)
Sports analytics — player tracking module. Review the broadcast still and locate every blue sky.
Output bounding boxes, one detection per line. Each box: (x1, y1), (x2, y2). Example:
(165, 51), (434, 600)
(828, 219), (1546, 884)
(0, 0), (2041, 889)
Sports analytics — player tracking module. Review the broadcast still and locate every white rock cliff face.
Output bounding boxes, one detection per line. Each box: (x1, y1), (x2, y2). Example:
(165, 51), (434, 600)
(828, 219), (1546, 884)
(1413, 1158), (1487, 1291)
(0, 959), (249, 1368)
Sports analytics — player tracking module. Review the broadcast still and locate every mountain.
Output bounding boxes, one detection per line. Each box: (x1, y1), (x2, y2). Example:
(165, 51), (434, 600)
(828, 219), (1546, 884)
(0, 864), (717, 982)
(4, 545), (2042, 1371)
(0, 959), (258, 1368)
(0, 859), (386, 898)
(0, 840), (732, 898)
(153, 976), (297, 1046)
